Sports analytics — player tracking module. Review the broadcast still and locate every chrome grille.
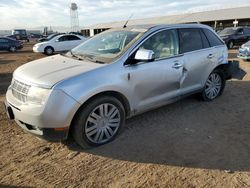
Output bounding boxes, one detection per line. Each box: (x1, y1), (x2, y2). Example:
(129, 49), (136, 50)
(11, 79), (31, 102)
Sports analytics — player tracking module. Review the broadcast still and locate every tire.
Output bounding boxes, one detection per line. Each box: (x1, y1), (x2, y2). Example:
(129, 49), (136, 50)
(44, 46), (54, 55)
(227, 40), (234, 49)
(9, 46), (17, 52)
(72, 96), (125, 148)
(201, 69), (226, 101)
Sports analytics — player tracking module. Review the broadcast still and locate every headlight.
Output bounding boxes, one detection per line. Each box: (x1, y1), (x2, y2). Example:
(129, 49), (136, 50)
(26, 86), (50, 105)
(35, 44), (43, 48)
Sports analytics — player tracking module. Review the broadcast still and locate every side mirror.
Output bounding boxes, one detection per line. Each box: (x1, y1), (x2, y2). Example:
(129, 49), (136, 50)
(55, 39), (59, 42)
(237, 31), (243, 35)
(134, 49), (155, 62)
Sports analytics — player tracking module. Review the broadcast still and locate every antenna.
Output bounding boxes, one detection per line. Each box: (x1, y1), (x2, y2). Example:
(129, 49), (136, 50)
(123, 14), (133, 28)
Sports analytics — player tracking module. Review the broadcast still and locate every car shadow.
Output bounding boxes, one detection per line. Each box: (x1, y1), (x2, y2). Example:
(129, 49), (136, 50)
(0, 73), (12, 95)
(66, 80), (250, 172)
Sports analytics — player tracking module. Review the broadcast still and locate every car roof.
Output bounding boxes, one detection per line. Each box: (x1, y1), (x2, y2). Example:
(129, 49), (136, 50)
(111, 24), (213, 33)
(56, 33), (83, 38)
(0, 36), (16, 41)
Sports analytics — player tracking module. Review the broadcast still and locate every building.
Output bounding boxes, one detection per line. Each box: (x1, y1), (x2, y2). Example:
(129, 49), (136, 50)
(81, 6), (250, 37)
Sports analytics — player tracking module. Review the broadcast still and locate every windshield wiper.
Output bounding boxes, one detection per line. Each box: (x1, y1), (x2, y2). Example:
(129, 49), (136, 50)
(68, 52), (105, 64)
(69, 51), (84, 60)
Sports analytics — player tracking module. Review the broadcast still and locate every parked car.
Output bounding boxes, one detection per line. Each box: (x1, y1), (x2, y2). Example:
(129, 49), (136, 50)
(38, 33), (64, 42)
(0, 37), (23, 52)
(28, 33), (43, 40)
(5, 24), (234, 148)
(8, 29), (29, 42)
(219, 27), (250, 49)
(33, 34), (86, 55)
(238, 40), (250, 61)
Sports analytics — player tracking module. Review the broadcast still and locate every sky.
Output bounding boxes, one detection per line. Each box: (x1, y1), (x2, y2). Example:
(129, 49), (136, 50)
(0, 0), (249, 31)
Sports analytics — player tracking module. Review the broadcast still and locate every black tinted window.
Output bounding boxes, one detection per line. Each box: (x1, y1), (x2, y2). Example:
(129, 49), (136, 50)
(0, 38), (8, 43)
(200, 30), (210, 48)
(179, 28), (203, 53)
(243, 28), (250, 34)
(203, 29), (224, 47)
(58, 36), (68, 42)
(68, 35), (81, 40)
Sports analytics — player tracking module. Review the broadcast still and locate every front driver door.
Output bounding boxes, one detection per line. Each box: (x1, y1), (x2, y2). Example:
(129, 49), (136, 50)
(54, 35), (70, 52)
(126, 29), (183, 113)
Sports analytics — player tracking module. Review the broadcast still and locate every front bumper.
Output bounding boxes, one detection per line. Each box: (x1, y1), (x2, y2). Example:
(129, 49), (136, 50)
(33, 45), (43, 53)
(238, 48), (250, 60)
(5, 87), (80, 141)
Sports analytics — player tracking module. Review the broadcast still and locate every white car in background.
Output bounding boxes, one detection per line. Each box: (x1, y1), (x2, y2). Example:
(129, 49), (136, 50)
(33, 34), (87, 55)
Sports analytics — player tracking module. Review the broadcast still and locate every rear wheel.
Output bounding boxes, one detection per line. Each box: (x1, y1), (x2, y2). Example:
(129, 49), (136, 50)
(72, 96), (125, 148)
(201, 70), (225, 101)
(44, 46), (54, 55)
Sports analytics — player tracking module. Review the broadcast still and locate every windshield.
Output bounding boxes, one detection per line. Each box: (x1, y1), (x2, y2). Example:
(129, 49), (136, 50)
(46, 34), (57, 40)
(70, 29), (144, 64)
(219, 28), (237, 35)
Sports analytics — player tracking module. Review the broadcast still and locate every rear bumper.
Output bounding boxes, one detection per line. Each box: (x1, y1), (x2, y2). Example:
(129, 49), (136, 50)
(238, 48), (250, 60)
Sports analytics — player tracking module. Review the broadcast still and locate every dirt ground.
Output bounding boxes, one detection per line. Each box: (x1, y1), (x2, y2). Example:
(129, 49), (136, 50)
(0, 43), (250, 188)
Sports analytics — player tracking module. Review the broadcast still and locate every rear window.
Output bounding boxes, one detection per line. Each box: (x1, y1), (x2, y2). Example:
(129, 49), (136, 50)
(203, 29), (224, 47)
(179, 28), (203, 53)
(68, 35), (81, 40)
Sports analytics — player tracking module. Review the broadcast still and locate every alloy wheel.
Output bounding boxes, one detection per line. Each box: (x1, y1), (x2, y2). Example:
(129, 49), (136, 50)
(10, 46), (16, 52)
(85, 103), (121, 144)
(205, 73), (222, 100)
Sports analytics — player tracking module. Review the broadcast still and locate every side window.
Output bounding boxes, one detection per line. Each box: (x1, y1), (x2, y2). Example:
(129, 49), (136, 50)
(179, 28), (203, 53)
(68, 35), (81, 40)
(58, 36), (68, 42)
(0, 38), (8, 43)
(243, 28), (250, 34)
(203, 29), (224, 47)
(139, 29), (179, 59)
(199, 29), (210, 48)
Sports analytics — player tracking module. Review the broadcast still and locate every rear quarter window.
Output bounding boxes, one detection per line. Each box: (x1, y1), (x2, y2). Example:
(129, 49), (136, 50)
(203, 29), (224, 47)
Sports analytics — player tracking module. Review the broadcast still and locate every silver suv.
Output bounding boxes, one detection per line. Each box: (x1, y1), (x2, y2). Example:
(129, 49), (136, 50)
(5, 24), (230, 148)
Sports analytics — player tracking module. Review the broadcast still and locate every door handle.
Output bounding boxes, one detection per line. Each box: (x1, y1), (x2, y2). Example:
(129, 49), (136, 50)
(207, 54), (214, 59)
(172, 63), (183, 69)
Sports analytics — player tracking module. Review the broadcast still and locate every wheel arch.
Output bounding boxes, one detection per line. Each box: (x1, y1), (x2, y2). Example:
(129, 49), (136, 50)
(44, 45), (54, 53)
(213, 63), (231, 79)
(69, 90), (131, 133)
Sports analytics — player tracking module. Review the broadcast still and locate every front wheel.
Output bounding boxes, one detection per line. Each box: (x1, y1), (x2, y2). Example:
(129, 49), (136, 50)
(201, 70), (225, 101)
(72, 96), (125, 148)
(9, 46), (17, 52)
(44, 46), (54, 55)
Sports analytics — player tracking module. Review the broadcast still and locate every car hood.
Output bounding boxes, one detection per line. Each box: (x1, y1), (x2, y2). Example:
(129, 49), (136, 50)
(14, 54), (105, 88)
(219, 34), (230, 38)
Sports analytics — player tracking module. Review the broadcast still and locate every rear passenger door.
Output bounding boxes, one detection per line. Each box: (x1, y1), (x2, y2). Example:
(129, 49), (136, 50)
(178, 28), (216, 95)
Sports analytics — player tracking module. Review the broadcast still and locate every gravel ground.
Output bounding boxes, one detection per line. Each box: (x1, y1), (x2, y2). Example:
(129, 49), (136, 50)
(0, 43), (250, 188)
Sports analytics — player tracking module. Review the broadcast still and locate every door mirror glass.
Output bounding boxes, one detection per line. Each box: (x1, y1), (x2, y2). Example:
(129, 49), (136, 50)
(134, 49), (155, 62)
